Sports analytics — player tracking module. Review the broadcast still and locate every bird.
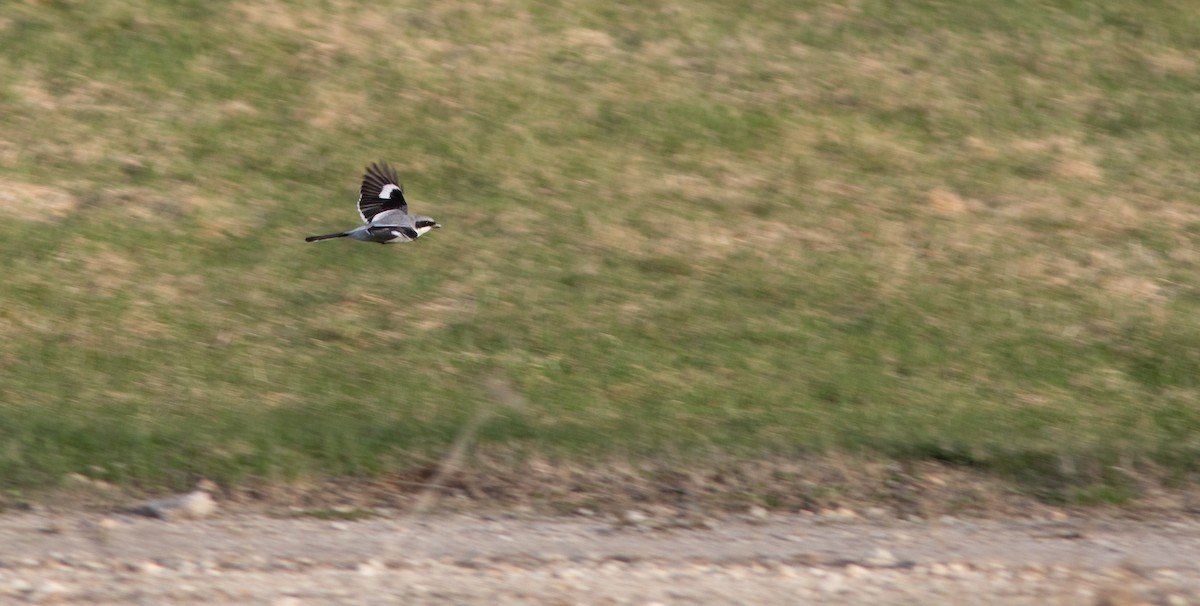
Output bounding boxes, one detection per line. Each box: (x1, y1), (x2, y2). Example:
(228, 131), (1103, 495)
(305, 161), (441, 245)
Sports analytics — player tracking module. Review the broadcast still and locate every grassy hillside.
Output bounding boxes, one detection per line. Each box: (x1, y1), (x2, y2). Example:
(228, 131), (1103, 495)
(3, 0), (1200, 503)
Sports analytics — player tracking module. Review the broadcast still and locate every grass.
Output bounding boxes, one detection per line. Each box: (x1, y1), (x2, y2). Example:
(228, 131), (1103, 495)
(2, 0), (1200, 506)
(285, 506), (382, 521)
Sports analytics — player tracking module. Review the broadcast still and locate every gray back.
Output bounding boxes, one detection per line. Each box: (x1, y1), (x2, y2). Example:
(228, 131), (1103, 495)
(368, 209), (414, 228)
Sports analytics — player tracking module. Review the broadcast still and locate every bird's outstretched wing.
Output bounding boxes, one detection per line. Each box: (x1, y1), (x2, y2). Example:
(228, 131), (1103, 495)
(357, 161), (408, 223)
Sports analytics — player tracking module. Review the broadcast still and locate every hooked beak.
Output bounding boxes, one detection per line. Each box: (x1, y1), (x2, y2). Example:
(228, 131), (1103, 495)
(433, 223), (442, 229)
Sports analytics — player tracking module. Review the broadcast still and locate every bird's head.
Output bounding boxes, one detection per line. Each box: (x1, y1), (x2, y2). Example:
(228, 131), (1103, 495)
(414, 216), (441, 236)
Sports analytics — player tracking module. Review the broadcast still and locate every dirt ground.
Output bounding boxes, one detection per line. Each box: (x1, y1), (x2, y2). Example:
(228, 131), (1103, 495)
(1, 507), (1198, 605)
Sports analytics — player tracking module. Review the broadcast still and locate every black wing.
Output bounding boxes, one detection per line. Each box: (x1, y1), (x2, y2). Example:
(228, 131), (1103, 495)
(367, 225), (418, 241)
(357, 161), (408, 223)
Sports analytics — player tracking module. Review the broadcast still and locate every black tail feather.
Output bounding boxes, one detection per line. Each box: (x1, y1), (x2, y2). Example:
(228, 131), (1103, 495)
(304, 232), (350, 242)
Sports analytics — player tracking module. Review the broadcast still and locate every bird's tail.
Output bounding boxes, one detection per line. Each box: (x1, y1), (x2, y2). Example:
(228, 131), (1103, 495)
(304, 232), (351, 242)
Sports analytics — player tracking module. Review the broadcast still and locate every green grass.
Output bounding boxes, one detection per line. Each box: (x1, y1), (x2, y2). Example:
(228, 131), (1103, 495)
(2, 0), (1200, 504)
(285, 506), (382, 521)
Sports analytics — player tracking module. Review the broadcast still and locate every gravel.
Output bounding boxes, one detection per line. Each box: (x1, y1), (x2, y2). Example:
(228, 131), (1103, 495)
(0, 511), (1197, 604)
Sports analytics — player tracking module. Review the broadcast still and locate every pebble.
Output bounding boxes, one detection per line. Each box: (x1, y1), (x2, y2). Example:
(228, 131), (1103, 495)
(137, 560), (164, 575)
(621, 510), (648, 526)
(864, 507), (889, 519)
(553, 568), (584, 580)
(1019, 569), (1044, 582)
(817, 507), (858, 521)
(357, 559), (385, 577)
(947, 562), (970, 574)
(26, 580), (67, 602)
(818, 573), (847, 593)
(867, 547), (899, 567)
(128, 489), (217, 520)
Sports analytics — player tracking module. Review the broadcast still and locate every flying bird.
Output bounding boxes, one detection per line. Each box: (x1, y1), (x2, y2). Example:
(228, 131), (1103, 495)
(305, 161), (441, 245)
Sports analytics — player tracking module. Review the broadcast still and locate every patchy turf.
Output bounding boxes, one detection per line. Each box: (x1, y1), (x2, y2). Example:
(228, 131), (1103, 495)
(2, 0), (1200, 506)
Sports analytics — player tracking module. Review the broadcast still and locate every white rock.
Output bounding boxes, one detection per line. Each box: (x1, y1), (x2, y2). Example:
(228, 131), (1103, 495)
(1020, 569), (1044, 582)
(137, 560), (164, 575)
(357, 559), (385, 577)
(129, 490), (217, 520)
(867, 547), (899, 567)
(553, 567), (585, 580)
(621, 510), (648, 525)
(818, 573), (846, 593)
(815, 507), (859, 522)
(864, 507), (889, 519)
(836, 507), (858, 519)
(26, 580), (67, 602)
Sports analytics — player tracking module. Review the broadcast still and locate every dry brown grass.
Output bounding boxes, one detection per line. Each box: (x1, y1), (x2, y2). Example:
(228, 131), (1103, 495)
(130, 452), (1200, 521)
(0, 180), (75, 220)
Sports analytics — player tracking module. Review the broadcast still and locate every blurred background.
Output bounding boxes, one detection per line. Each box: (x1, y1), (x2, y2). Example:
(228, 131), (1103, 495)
(2, 0), (1199, 506)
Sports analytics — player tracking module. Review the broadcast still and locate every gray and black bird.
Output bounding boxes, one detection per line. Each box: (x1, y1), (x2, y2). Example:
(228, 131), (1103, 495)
(305, 161), (441, 245)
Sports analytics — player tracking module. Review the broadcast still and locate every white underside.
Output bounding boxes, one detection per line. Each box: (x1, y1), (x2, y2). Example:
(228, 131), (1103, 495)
(381, 225), (432, 243)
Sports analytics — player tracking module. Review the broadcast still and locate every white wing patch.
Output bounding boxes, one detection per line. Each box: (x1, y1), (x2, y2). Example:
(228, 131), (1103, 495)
(379, 184), (402, 199)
